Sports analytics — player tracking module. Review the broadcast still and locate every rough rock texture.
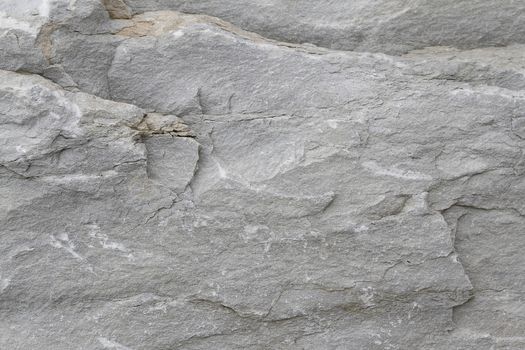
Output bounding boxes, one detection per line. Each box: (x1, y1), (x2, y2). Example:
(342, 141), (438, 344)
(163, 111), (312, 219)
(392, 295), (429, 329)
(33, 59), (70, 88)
(0, 1), (524, 349)
(123, 0), (525, 54)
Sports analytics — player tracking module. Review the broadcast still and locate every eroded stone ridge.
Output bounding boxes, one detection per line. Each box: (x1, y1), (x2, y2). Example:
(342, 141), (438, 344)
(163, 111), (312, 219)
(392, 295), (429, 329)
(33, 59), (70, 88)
(0, 1), (524, 349)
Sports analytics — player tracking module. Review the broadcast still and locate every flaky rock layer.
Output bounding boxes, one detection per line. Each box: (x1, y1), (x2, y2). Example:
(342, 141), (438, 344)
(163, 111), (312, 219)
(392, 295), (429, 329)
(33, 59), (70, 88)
(0, 1), (524, 349)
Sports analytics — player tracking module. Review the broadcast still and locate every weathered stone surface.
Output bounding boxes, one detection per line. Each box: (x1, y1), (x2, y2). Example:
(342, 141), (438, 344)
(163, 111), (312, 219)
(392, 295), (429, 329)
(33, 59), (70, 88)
(123, 0), (525, 54)
(0, 13), (47, 73)
(50, 28), (124, 98)
(0, 0), (115, 34)
(0, 1), (524, 349)
(402, 45), (525, 91)
(103, 0), (132, 19)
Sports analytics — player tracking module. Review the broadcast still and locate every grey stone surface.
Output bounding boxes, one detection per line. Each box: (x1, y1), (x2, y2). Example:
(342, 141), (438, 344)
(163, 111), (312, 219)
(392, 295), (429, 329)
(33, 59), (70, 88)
(122, 0), (525, 54)
(0, 13), (47, 73)
(0, 2), (524, 349)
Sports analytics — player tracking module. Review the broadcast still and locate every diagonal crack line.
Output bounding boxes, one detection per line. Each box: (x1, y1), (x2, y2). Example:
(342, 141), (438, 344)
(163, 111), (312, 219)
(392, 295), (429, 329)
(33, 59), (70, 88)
(144, 197), (178, 225)
(187, 298), (254, 319)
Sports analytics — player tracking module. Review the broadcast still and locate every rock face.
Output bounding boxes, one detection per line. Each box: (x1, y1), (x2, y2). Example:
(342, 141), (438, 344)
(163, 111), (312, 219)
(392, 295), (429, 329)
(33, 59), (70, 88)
(0, 1), (524, 349)
(123, 0), (525, 54)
